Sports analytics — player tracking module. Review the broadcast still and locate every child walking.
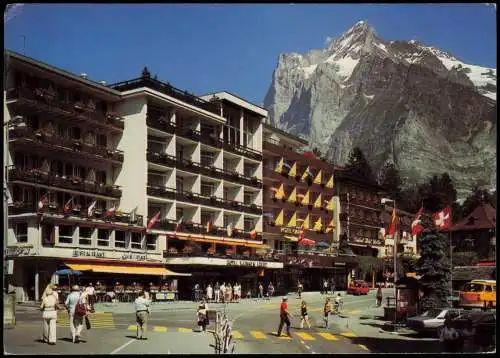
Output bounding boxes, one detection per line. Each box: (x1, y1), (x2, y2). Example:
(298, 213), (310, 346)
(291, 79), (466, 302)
(299, 300), (311, 329)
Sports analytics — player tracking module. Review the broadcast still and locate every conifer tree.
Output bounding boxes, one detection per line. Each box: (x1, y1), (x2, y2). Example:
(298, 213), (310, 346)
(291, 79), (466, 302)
(416, 214), (451, 311)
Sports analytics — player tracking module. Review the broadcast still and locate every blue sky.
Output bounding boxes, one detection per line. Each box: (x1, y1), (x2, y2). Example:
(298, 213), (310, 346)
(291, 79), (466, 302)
(4, 3), (497, 105)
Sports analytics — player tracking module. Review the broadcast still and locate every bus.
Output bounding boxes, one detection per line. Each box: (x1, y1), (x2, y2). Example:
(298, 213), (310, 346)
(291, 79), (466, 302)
(459, 280), (496, 309)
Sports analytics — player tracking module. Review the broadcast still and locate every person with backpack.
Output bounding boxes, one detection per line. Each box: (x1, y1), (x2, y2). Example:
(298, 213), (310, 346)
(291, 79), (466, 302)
(324, 297), (333, 328)
(64, 285), (88, 344)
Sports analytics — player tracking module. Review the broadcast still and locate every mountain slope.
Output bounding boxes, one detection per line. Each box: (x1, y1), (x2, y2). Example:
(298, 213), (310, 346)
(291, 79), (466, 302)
(263, 21), (497, 198)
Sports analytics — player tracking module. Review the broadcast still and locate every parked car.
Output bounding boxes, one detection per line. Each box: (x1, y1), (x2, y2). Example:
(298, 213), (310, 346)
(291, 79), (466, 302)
(406, 308), (464, 336)
(448, 311), (496, 352)
(347, 280), (370, 295)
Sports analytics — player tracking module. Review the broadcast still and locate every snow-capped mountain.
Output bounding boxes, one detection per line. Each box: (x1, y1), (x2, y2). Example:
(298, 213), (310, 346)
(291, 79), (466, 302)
(264, 21), (496, 198)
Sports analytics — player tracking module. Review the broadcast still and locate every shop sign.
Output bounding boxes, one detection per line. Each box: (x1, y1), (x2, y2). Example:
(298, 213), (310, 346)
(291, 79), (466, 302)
(121, 253), (148, 261)
(72, 249), (105, 258)
(280, 227), (301, 235)
(5, 246), (35, 257)
(226, 260), (268, 268)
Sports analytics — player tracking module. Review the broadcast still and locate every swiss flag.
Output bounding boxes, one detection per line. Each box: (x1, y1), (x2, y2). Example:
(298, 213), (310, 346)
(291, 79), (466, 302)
(387, 208), (397, 237)
(147, 211), (161, 230)
(432, 207), (452, 231)
(411, 207), (424, 236)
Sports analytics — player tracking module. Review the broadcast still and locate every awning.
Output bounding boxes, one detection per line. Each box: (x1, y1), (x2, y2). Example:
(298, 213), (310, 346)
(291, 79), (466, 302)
(170, 234), (265, 248)
(284, 235), (298, 242)
(66, 263), (191, 276)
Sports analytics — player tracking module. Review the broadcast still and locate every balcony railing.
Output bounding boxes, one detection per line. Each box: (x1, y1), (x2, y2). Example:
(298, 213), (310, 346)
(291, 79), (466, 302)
(109, 76), (220, 116)
(10, 127), (124, 163)
(146, 151), (262, 189)
(223, 141), (262, 161)
(152, 218), (263, 241)
(8, 200), (143, 225)
(6, 87), (124, 131)
(146, 116), (176, 134)
(146, 185), (176, 200)
(9, 166), (122, 198)
(163, 250), (282, 262)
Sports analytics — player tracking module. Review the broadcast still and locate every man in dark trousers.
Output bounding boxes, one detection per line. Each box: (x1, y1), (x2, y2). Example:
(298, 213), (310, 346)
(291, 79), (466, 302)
(277, 296), (291, 337)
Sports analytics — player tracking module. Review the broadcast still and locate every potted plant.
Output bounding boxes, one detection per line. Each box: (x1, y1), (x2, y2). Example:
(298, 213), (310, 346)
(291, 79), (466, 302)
(210, 195), (217, 203)
(251, 176), (259, 184)
(185, 191), (194, 200)
(231, 171), (239, 179)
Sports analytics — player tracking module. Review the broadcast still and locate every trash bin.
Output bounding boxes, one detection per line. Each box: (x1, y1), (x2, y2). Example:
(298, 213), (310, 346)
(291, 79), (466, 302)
(4, 292), (16, 328)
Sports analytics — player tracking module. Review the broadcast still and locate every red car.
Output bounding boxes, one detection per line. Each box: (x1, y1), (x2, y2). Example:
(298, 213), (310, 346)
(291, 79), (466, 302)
(347, 280), (370, 295)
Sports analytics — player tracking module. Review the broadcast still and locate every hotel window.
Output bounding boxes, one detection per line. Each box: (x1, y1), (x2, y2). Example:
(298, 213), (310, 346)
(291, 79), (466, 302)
(15, 223), (28, 243)
(96, 170), (107, 185)
(244, 218), (255, 232)
(385, 246), (393, 256)
(69, 127), (81, 140)
(201, 182), (214, 197)
(131, 232), (143, 249)
(97, 229), (110, 247)
(97, 134), (107, 147)
(84, 131), (96, 146)
(79, 227), (93, 246)
(146, 234), (157, 251)
(201, 213), (213, 226)
(176, 208), (184, 221)
(244, 191), (254, 205)
(176, 177), (184, 193)
(223, 215), (230, 228)
(200, 151), (214, 167)
(115, 231), (127, 248)
(59, 225), (75, 244)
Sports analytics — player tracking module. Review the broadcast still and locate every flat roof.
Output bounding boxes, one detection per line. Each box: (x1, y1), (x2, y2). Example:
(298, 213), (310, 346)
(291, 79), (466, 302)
(263, 123), (308, 145)
(201, 91), (268, 117)
(5, 50), (122, 98)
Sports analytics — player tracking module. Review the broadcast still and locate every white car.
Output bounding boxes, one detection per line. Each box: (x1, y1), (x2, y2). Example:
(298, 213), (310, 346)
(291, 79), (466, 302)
(406, 308), (464, 336)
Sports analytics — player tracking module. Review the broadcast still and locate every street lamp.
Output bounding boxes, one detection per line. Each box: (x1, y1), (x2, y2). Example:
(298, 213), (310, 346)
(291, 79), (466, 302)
(381, 198), (398, 320)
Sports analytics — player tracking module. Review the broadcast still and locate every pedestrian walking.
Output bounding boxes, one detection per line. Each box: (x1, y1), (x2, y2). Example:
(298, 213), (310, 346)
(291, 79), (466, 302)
(206, 284), (213, 302)
(299, 300), (311, 329)
(64, 285), (88, 344)
(258, 283), (264, 299)
(214, 282), (220, 303)
(234, 283), (241, 302)
(277, 296), (291, 337)
(197, 300), (209, 332)
(330, 279), (336, 296)
(323, 297), (333, 328)
(334, 293), (343, 314)
(297, 281), (303, 299)
(440, 320), (459, 352)
(268, 282), (275, 297)
(134, 291), (151, 340)
(220, 283), (226, 303)
(40, 287), (58, 345)
(323, 279), (329, 295)
(193, 283), (200, 302)
(85, 283), (96, 312)
(376, 286), (383, 307)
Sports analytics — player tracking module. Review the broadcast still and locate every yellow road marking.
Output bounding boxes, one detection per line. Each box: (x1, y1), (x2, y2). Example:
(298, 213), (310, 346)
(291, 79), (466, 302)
(295, 332), (316, 341)
(341, 332), (357, 337)
(250, 330), (267, 339)
(232, 331), (244, 339)
(154, 326), (167, 332)
(178, 327), (193, 333)
(272, 332), (292, 339)
(349, 310), (361, 315)
(317, 332), (338, 340)
(128, 325), (136, 331)
(359, 344), (369, 351)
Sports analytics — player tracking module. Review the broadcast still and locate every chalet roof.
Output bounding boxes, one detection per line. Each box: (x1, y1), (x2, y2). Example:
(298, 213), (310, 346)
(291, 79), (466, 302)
(452, 265), (496, 282)
(449, 203), (496, 232)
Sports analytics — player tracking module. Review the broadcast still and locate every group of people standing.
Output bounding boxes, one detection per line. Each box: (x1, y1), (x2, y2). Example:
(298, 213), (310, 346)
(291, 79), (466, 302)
(39, 283), (94, 345)
(197, 282), (276, 303)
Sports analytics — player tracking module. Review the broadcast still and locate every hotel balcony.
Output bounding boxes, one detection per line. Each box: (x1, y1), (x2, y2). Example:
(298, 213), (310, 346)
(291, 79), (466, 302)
(8, 200), (143, 225)
(153, 218), (263, 241)
(146, 115), (176, 135)
(6, 86), (124, 132)
(263, 222), (335, 243)
(10, 127), (124, 164)
(9, 166), (122, 199)
(146, 185), (262, 215)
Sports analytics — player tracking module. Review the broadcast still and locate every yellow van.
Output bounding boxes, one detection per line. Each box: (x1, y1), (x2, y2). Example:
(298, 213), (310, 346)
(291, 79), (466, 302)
(459, 279), (496, 309)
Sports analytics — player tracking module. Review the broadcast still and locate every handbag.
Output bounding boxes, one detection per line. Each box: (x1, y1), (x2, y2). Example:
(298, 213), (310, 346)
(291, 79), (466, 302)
(75, 293), (87, 317)
(85, 315), (91, 330)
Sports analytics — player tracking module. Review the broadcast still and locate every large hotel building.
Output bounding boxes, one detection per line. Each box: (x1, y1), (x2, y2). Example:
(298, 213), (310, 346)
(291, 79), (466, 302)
(4, 50), (417, 302)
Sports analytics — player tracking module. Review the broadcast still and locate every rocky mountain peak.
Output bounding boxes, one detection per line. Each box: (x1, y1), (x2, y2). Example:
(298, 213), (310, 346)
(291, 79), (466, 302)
(264, 22), (497, 199)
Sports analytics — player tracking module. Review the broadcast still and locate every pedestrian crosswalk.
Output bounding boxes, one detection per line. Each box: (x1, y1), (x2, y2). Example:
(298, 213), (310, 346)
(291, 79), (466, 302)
(124, 325), (357, 342)
(56, 312), (115, 329)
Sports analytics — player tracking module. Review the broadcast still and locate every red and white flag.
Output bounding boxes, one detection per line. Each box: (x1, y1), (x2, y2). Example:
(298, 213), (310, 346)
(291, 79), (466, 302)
(105, 205), (116, 218)
(87, 200), (97, 217)
(432, 207), (452, 230)
(386, 208), (397, 238)
(249, 228), (257, 239)
(175, 217), (183, 232)
(298, 225), (305, 241)
(37, 193), (49, 215)
(147, 211), (161, 230)
(63, 197), (74, 215)
(411, 207), (424, 236)
(206, 220), (213, 233)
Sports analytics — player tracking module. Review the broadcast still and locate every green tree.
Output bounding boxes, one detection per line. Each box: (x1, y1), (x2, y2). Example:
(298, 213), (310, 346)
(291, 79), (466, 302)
(380, 162), (402, 202)
(399, 185), (422, 213)
(460, 187), (496, 219)
(419, 173), (458, 213)
(416, 215), (452, 310)
(345, 147), (375, 183)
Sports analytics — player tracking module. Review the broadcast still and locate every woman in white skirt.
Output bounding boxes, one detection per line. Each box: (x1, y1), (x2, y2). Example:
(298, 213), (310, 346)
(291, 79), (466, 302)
(40, 287), (58, 345)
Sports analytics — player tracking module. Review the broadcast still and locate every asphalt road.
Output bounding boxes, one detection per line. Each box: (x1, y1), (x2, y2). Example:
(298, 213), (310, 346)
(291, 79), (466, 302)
(5, 291), (443, 354)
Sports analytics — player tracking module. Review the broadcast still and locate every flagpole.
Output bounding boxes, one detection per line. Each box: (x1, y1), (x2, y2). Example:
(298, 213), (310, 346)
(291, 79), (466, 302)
(449, 230), (453, 308)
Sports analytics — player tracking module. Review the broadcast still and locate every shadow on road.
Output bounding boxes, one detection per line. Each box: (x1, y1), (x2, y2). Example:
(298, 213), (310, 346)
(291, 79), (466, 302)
(346, 336), (442, 353)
